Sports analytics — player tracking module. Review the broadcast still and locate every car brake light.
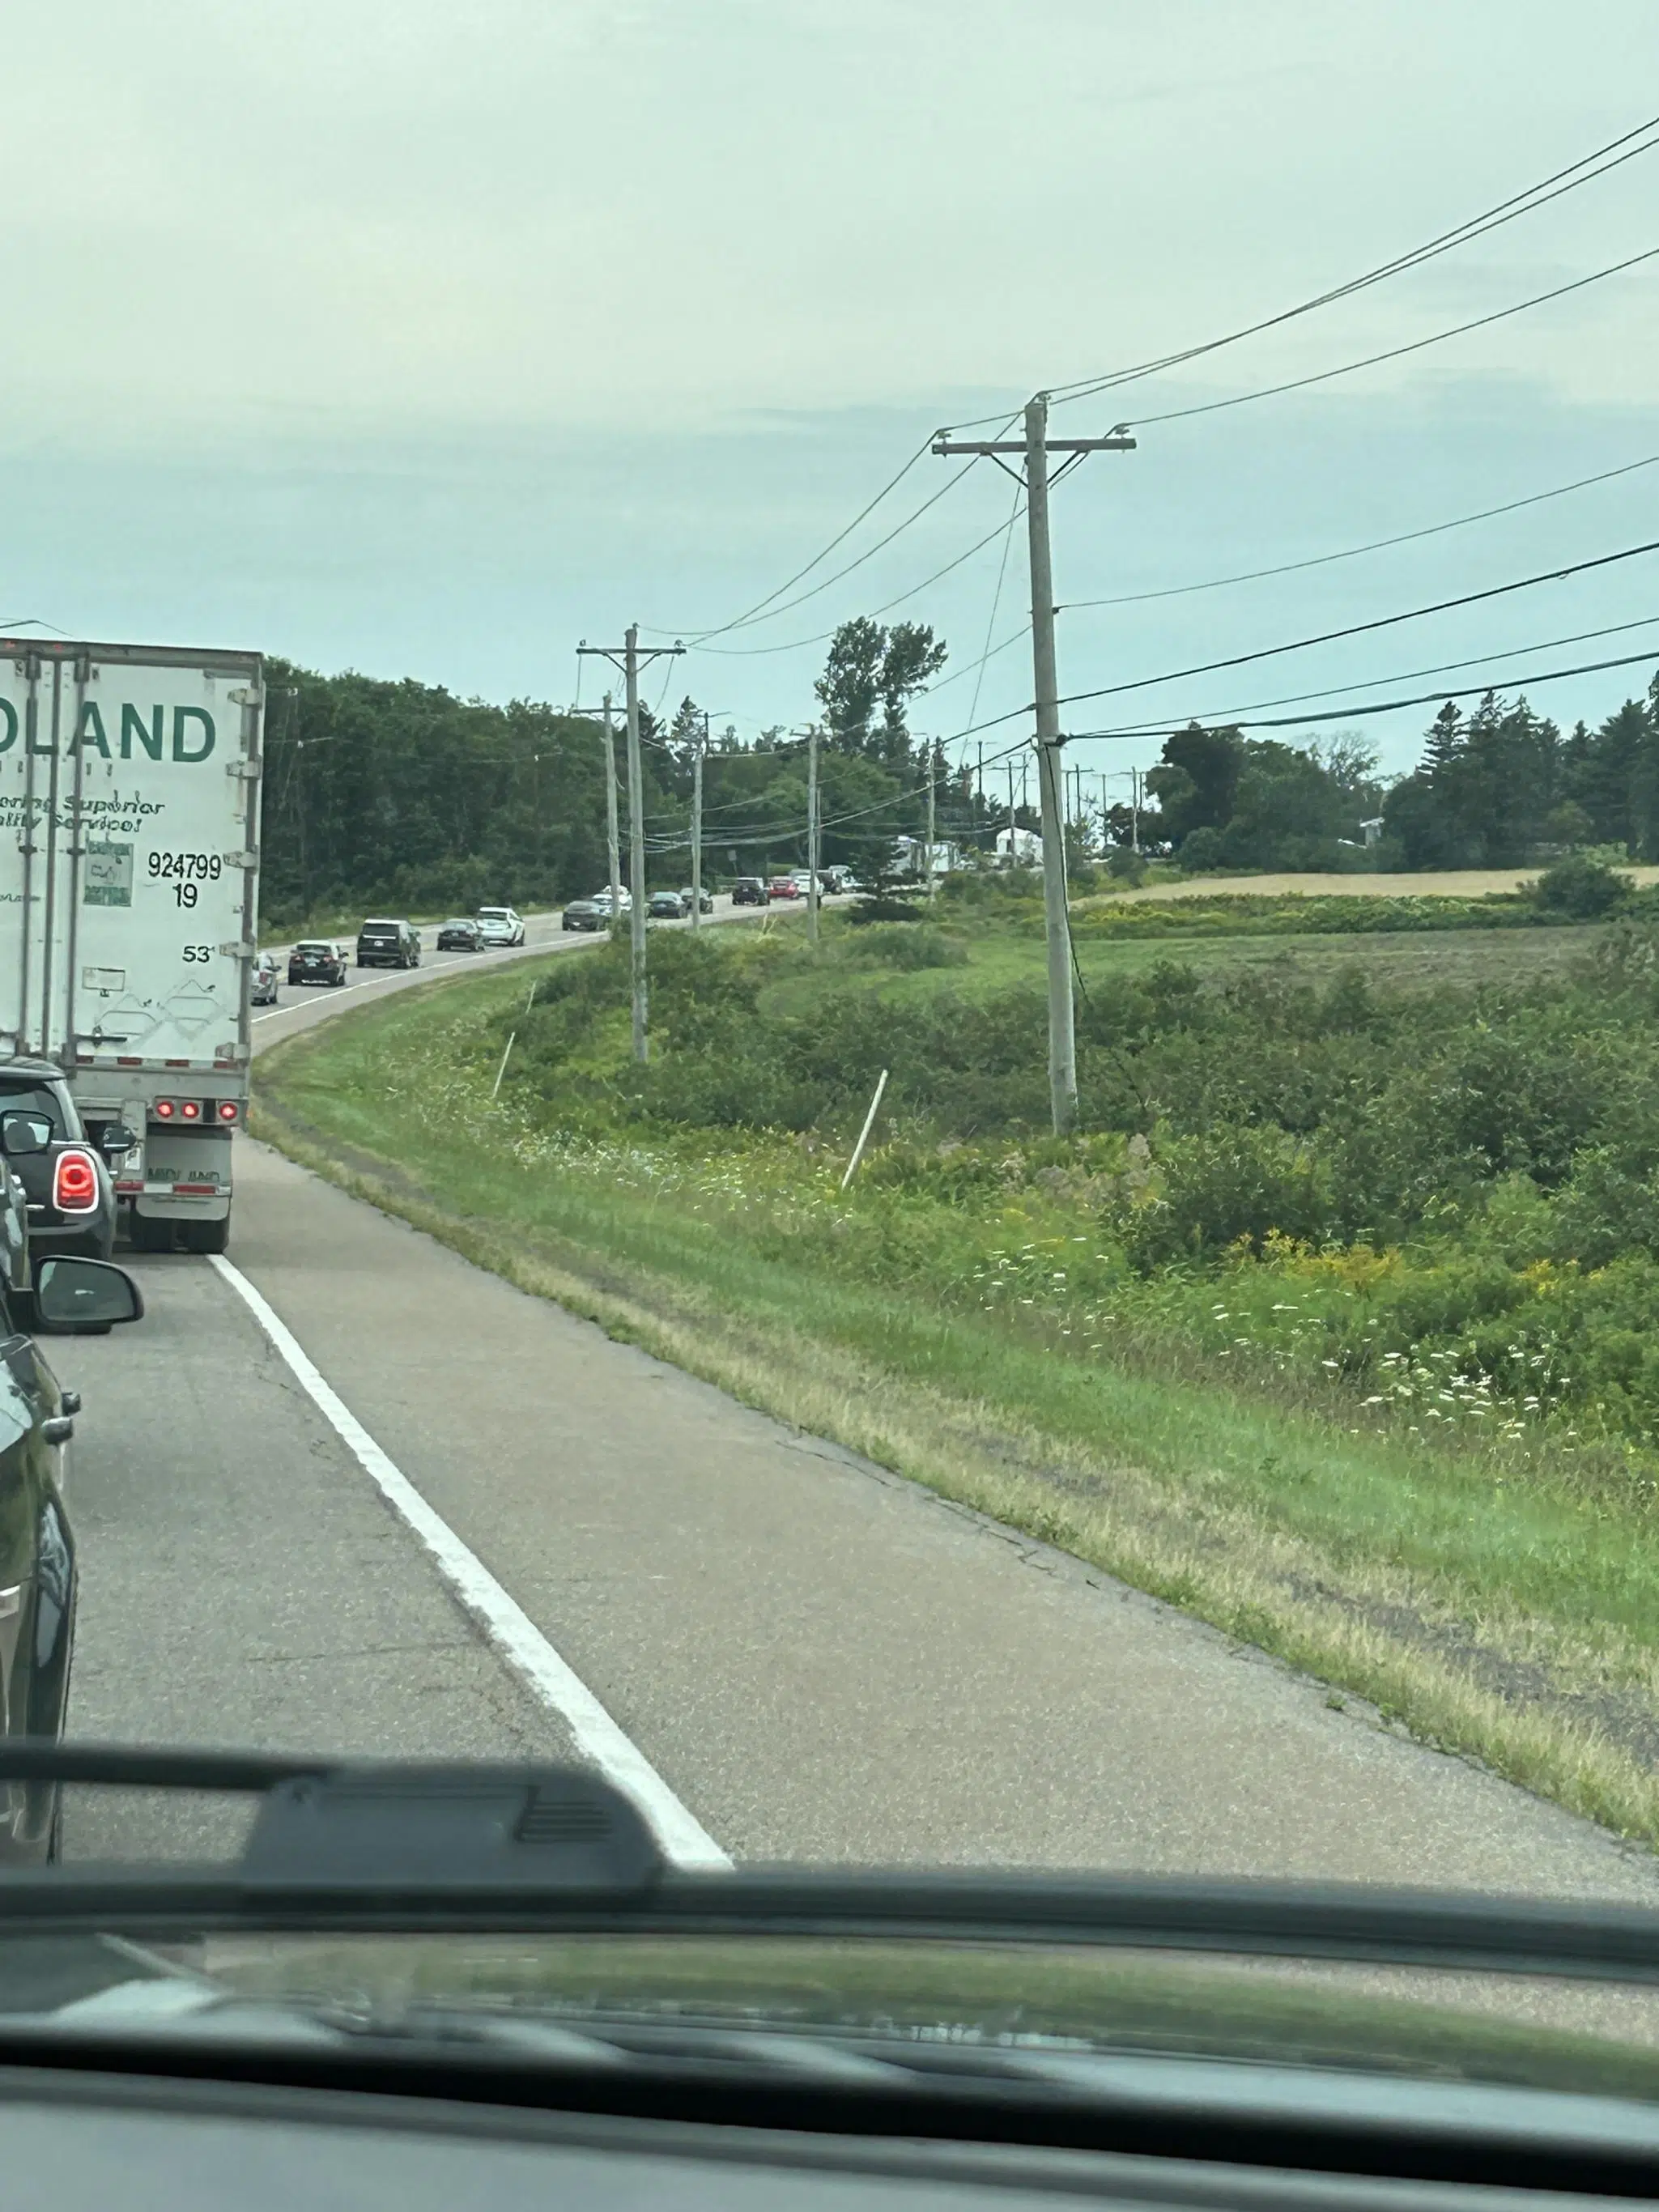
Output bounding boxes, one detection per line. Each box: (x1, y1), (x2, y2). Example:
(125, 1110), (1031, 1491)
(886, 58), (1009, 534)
(181, 1100), (202, 1121)
(53, 1149), (99, 1212)
(154, 1099), (176, 1119)
(218, 1100), (239, 1122)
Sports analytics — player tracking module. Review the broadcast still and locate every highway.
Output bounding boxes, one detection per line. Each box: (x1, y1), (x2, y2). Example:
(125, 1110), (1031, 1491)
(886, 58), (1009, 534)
(52, 904), (1659, 1898)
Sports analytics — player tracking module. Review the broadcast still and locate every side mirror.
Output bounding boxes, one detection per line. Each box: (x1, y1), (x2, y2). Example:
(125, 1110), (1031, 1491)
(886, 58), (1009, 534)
(34, 1257), (144, 1331)
(99, 1123), (138, 1155)
(1, 1115), (51, 1157)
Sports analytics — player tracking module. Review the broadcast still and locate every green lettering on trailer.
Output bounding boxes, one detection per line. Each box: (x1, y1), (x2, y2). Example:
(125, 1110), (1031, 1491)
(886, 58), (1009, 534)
(71, 702), (110, 756)
(121, 704), (164, 760)
(172, 706), (214, 762)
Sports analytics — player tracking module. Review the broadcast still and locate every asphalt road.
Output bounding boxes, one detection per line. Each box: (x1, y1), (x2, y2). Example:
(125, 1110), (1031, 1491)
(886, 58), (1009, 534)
(49, 902), (1659, 1899)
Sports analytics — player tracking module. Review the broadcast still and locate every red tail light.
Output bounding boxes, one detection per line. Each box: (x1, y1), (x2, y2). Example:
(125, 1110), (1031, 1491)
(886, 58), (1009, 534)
(218, 1100), (239, 1122)
(53, 1149), (99, 1212)
(181, 1100), (202, 1121)
(154, 1099), (176, 1120)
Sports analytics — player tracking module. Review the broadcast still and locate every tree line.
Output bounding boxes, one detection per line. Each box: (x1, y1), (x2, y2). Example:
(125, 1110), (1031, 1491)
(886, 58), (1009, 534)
(259, 626), (1659, 925)
(1134, 673), (1659, 873)
(258, 619), (999, 926)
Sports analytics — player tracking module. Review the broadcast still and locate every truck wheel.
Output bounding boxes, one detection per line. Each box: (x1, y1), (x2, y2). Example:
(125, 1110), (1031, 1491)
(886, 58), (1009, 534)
(179, 1215), (229, 1256)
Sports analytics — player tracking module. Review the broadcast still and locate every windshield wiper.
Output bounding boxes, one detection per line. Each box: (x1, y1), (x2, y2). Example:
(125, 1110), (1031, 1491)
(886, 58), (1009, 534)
(9, 1743), (1659, 1992)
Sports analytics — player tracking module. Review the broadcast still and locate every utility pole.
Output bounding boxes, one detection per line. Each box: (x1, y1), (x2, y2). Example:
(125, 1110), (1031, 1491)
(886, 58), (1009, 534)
(1131, 765), (1142, 854)
(691, 708), (708, 934)
(934, 399), (1134, 1134)
(806, 721), (821, 945)
(577, 630), (683, 1061)
(601, 691), (621, 925)
(924, 738), (937, 903)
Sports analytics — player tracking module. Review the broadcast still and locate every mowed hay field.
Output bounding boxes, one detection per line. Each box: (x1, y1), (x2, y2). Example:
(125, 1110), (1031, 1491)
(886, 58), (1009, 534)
(782, 921), (1608, 1015)
(1102, 867), (1659, 904)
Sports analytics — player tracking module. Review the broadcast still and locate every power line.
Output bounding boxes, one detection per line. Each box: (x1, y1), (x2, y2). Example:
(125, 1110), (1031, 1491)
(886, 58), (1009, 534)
(1055, 534), (1659, 711)
(1122, 242), (1659, 432)
(1065, 642), (1659, 742)
(650, 412), (1019, 647)
(1059, 449), (1659, 611)
(690, 500), (1027, 657)
(1048, 110), (1659, 407)
(961, 480), (1024, 740)
(1069, 610), (1659, 738)
(925, 622), (1028, 694)
(645, 432), (935, 643)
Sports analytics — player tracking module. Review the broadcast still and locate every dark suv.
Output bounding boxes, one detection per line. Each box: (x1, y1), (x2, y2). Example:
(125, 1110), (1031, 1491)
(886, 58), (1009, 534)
(731, 878), (768, 907)
(356, 919), (421, 968)
(0, 1062), (127, 1262)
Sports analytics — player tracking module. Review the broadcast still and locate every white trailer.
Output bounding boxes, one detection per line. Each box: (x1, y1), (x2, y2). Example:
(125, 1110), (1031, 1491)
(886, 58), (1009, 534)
(0, 639), (262, 1253)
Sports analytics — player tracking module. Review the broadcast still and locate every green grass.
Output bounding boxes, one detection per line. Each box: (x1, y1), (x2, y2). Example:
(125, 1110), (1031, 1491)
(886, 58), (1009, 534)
(756, 913), (1605, 1018)
(258, 946), (1659, 1849)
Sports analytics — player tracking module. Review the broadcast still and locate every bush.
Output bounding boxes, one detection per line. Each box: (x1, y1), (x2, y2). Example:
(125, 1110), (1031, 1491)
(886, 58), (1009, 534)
(1178, 827), (1227, 871)
(841, 925), (968, 970)
(1105, 847), (1147, 886)
(1528, 853), (1631, 919)
(1123, 1125), (1334, 1269)
(847, 895), (925, 925)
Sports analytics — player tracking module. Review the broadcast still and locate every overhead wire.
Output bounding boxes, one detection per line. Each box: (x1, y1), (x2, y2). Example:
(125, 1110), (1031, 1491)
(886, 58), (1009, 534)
(691, 500), (1027, 656)
(1054, 533), (1659, 711)
(1062, 609), (1659, 738)
(1059, 448), (1659, 611)
(959, 481), (1025, 744)
(644, 432), (937, 642)
(1048, 109), (1659, 407)
(1120, 243), (1659, 431)
(1063, 640), (1659, 742)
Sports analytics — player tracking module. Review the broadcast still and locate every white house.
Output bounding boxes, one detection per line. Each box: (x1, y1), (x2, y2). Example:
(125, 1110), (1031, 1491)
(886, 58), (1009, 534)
(994, 826), (1044, 868)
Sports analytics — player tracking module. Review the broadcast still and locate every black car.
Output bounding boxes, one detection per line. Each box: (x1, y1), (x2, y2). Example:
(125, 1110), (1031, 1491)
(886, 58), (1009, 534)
(679, 884), (714, 913)
(731, 876), (768, 906)
(435, 918), (482, 951)
(647, 890), (683, 921)
(561, 899), (608, 932)
(0, 1062), (127, 1263)
(0, 1199), (142, 1860)
(355, 919), (421, 968)
(287, 940), (348, 987)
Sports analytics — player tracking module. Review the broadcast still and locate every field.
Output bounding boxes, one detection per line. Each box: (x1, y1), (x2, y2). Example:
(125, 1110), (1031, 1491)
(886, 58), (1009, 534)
(257, 892), (1659, 1844)
(1108, 867), (1659, 903)
(753, 916), (1602, 1015)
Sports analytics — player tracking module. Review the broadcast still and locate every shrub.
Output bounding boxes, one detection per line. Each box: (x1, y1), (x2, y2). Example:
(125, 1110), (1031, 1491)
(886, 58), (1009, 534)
(1105, 847), (1147, 886)
(841, 925), (968, 970)
(1123, 1125), (1334, 1269)
(847, 895), (925, 925)
(1178, 826), (1227, 871)
(1528, 853), (1631, 919)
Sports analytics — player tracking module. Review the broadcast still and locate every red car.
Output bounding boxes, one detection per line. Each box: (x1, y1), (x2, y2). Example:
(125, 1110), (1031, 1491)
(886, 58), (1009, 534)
(767, 875), (800, 900)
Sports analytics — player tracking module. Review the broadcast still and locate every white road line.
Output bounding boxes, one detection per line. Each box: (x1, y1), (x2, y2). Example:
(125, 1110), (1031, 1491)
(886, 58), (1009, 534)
(206, 1251), (731, 1872)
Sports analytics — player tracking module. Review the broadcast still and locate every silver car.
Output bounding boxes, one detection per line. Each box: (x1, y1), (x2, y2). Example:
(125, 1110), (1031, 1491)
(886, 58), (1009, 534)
(251, 951), (280, 1006)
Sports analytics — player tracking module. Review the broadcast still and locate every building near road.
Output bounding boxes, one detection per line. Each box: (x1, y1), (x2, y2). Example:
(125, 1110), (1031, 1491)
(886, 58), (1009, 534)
(994, 827), (1044, 868)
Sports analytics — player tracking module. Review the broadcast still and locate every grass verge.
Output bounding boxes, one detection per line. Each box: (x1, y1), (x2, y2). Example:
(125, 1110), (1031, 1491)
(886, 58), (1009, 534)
(256, 960), (1659, 1849)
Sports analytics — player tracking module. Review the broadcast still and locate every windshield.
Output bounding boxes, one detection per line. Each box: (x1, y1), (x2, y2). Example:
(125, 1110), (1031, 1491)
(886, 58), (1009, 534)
(19, 5), (1659, 2136)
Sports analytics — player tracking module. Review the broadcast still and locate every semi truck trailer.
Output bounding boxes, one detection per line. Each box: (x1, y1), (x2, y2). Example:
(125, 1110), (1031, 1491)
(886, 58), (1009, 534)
(0, 639), (262, 1254)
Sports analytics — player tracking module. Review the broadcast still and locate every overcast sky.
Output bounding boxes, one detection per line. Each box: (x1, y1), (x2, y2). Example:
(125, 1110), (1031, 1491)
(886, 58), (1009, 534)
(4, 0), (1657, 784)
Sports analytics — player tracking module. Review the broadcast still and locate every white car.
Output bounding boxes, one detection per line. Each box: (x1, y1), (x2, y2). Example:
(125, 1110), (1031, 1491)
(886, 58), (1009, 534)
(475, 905), (525, 946)
(590, 888), (632, 916)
